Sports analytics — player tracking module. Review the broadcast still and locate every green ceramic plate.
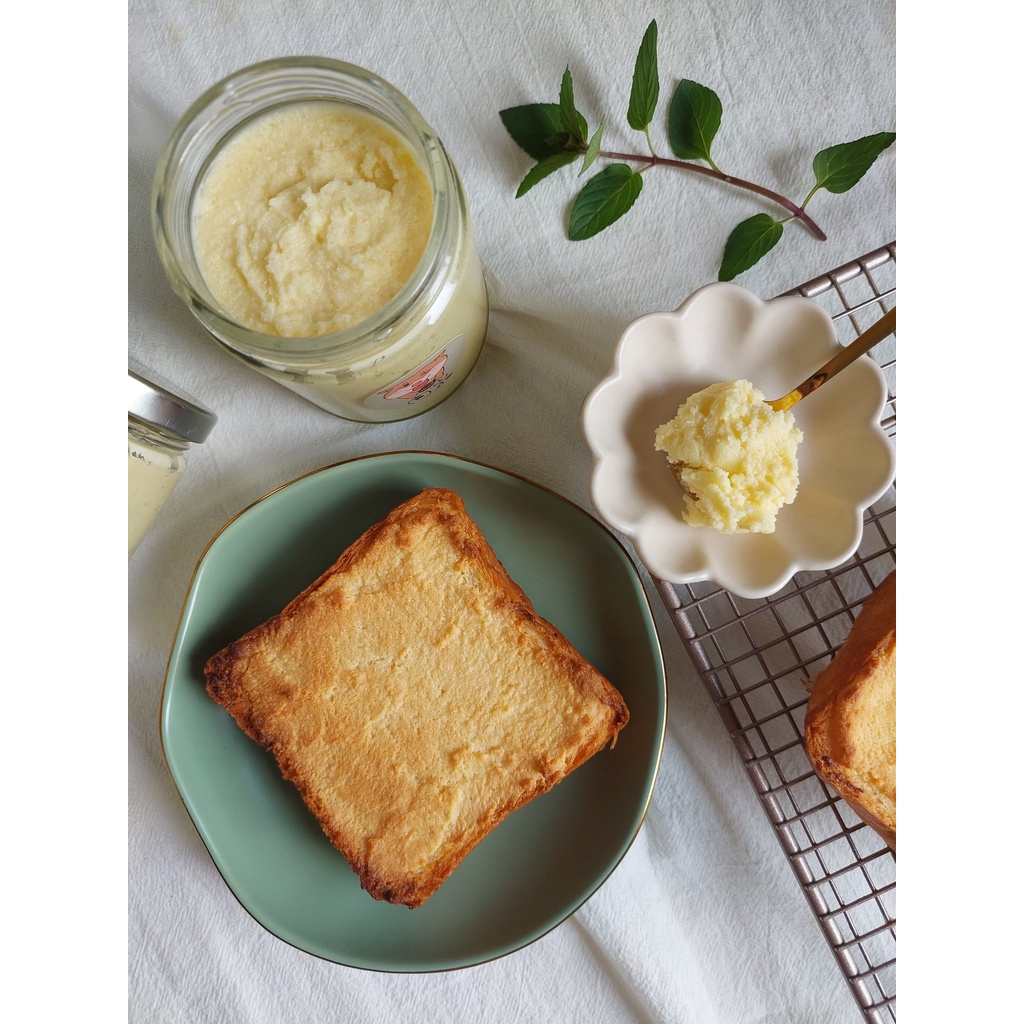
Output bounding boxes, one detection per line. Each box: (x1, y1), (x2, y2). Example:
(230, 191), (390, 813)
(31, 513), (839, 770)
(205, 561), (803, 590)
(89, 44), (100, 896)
(161, 451), (666, 971)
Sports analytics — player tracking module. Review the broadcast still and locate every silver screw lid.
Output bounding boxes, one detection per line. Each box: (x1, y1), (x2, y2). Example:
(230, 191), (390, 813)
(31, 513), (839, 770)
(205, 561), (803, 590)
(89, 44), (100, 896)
(128, 366), (217, 444)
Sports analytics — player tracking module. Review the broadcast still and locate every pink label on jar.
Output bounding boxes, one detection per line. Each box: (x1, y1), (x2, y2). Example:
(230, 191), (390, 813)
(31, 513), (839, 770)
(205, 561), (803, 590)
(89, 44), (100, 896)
(364, 336), (467, 411)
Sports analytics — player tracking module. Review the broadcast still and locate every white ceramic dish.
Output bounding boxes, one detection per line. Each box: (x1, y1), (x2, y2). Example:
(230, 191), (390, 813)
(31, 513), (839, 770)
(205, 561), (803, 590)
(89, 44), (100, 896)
(582, 283), (895, 599)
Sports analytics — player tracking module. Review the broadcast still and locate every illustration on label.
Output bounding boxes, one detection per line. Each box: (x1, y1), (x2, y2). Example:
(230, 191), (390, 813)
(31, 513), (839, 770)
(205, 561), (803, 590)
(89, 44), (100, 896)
(381, 350), (448, 401)
(365, 336), (466, 411)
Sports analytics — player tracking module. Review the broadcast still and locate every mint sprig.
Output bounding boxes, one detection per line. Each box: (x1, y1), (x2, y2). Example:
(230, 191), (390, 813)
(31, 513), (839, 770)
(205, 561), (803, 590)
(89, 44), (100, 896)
(499, 19), (895, 280)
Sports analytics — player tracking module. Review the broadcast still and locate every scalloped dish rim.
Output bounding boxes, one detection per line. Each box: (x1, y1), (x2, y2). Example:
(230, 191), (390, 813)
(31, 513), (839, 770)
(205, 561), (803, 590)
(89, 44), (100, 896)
(582, 283), (895, 598)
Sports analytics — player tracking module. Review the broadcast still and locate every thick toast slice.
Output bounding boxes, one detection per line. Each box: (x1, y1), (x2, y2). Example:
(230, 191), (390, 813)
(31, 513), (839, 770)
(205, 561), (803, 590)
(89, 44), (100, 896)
(805, 570), (896, 849)
(205, 487), (629, 906)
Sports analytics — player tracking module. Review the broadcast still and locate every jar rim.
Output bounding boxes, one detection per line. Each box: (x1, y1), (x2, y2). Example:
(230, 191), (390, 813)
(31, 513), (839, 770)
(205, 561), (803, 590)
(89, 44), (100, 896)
(151, 56), (461, 363)
(128, 367), (217, 443)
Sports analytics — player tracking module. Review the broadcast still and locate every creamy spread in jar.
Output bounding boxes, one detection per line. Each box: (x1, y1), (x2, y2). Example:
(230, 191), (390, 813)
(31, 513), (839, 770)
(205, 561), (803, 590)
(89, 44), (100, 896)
(193, 102), (433, 338)
(655, 379), (802, 534)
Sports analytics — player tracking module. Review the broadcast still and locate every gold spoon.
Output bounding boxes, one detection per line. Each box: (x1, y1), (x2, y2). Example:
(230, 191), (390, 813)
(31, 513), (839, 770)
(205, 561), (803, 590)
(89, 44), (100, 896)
(768, 306), (896, 413)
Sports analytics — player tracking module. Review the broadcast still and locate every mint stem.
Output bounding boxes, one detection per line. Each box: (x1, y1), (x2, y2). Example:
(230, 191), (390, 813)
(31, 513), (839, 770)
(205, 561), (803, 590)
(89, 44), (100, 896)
(599, 148), (828, 241)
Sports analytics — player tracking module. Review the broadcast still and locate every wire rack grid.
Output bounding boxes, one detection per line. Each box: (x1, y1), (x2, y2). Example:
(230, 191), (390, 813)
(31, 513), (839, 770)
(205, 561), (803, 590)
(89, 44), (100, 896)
(654, 243), (896, 1023)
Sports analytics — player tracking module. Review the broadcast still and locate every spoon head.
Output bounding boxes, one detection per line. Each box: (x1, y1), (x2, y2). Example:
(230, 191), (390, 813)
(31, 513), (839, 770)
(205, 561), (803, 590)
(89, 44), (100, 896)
(768, 392), (800, 413)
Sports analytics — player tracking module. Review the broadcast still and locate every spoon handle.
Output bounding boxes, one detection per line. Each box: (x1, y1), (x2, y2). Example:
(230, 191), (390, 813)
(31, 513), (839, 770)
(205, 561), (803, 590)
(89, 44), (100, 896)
(768, 306), (896, 412)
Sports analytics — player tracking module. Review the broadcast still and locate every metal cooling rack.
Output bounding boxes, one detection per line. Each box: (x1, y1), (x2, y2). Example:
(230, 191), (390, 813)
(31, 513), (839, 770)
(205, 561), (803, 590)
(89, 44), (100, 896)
(654, 243), (896, 1023)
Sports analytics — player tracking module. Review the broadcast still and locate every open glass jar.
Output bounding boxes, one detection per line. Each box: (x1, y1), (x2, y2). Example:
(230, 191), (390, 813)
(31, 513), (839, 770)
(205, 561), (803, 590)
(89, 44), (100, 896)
(152, 57), (488, 422)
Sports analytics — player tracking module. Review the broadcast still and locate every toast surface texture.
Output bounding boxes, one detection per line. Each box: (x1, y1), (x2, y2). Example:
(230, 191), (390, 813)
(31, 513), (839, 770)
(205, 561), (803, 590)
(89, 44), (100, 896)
(804, 570), (896, 849)
(204, 487), (629, 907)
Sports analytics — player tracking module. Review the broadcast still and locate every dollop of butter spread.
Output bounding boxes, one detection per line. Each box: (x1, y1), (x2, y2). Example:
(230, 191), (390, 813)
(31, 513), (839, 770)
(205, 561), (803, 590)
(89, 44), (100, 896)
(654, 379), (803, 534)
(193, 101), (433, 338)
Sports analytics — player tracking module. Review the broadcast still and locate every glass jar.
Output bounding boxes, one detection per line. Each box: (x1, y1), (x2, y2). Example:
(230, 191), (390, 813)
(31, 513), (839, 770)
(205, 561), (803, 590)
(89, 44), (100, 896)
(128, 368), (217, 559)
(151, 57), (489, 423)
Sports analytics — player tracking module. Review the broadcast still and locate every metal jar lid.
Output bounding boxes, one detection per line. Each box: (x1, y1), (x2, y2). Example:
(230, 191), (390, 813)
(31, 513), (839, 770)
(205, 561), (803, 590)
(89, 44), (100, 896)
(128, 367), (217, 444)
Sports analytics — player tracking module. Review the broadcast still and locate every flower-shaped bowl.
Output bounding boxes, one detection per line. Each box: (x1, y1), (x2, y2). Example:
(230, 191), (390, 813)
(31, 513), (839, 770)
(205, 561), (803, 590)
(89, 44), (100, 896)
(582, 283), (895, 598)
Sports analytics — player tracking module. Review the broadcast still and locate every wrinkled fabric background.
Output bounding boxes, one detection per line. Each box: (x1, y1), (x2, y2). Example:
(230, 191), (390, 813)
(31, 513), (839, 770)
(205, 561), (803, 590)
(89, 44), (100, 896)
(129, 3), (896, 1021)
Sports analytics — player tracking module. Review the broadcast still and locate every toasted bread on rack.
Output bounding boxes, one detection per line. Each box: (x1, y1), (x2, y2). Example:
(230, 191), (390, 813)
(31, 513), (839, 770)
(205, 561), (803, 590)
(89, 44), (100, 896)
(804, 570), (896, 849)
(204, 487), (630, 907)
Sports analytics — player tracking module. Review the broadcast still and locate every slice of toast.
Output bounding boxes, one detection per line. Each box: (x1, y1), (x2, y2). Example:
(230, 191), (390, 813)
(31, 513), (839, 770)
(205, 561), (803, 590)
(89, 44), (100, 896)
(205, 487), (629, 907)
(804, 570), (896, 849)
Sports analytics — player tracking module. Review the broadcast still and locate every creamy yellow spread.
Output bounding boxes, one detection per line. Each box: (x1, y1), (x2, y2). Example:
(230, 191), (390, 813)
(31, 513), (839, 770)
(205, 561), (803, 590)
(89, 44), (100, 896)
(654, 379), (802, 534)
(193, 101), (433, 337)
(128, 444), (181, 557)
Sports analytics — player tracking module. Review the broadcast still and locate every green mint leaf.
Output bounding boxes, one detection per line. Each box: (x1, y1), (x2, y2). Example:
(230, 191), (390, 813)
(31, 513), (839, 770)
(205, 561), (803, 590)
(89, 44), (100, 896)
(500, 103), (568, 160)
(668, 79), (722, 163)
(627, 19), (659, 131)
(515, 152), (579, 197)
(559, 67), (587, 145)
(568, 164), (644, 240)
(580, 118), (605, 174)
(718, 214), (784, 281)
(811, 132), (896, 194)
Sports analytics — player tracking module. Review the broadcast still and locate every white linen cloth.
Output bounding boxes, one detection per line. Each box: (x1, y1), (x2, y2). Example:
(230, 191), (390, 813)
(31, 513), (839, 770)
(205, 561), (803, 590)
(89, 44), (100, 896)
(128, 3), (895, 1021)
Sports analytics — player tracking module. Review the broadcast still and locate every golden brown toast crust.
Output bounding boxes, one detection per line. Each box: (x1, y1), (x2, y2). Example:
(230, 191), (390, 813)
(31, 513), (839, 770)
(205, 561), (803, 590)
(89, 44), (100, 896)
(804, 570), (896, 849)
(205, 487), (629, 907)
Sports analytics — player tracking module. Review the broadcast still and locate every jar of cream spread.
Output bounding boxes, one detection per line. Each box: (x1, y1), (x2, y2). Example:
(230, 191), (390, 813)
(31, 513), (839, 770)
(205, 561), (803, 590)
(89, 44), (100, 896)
(128, 368), (217, 559)
(152, 57), (489, 422)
